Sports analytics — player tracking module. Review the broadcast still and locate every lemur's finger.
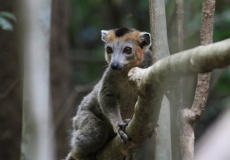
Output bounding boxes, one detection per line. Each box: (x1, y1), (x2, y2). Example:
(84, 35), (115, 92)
(118, 118), (132, 128)
(123, 118), (131, 124)
(118, 129), (130, 143)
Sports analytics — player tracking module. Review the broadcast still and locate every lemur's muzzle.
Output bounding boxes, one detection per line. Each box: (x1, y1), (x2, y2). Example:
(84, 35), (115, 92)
(111, 61), (122, 70)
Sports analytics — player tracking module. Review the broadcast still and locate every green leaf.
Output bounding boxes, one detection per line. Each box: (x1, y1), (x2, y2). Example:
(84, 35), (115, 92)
(0, 11), (16, 21)
(0, 17), (13, 31)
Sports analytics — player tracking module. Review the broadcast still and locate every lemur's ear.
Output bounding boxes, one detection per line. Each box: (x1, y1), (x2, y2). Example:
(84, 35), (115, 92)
(101, 30), (109, 42)
(139, 32), (152, 48)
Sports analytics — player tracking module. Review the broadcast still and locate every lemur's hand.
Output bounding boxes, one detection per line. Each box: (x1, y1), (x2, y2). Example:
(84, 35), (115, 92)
(128, 67), (146, 88)
(117, 118), (132, 144)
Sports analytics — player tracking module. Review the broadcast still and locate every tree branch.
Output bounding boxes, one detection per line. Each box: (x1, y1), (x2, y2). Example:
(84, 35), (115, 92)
(180, 2), (215, 159)
(176, 0), (184, 51)
(188, 0), (215, 123)
(135, 39), (230, 86)
(97, 37), (230, 160)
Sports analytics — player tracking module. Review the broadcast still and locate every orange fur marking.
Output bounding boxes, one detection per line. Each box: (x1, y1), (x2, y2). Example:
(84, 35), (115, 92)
(105, 29), (145, 67)
(106, 30), (142, 42)
(129, 46), (144, 67)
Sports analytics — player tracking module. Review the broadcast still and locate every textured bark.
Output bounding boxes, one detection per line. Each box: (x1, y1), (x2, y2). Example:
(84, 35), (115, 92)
(176, 0), (184, 51)
(180, 0), (215, 159)
(189, 0), (215, 122)
(148, 0), (156, 62)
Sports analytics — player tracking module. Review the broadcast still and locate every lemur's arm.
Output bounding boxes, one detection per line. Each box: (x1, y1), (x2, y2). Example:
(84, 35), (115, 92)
(98, 83), (131, 143)
(99, 87), (122, 132)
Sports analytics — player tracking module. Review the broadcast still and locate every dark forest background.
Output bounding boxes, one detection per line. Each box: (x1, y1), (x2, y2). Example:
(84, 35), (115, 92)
(0, 0), (230, 159)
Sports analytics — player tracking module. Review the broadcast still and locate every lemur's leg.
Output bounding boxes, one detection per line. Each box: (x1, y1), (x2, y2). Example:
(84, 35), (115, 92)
(66, 111), (109, 160)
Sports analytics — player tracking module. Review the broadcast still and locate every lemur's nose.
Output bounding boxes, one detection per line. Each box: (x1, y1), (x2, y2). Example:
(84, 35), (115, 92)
(111, 62), (122, 70)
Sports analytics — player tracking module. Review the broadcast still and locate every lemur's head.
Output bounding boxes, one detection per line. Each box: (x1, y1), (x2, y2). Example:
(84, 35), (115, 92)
(101, 27), (152, 70)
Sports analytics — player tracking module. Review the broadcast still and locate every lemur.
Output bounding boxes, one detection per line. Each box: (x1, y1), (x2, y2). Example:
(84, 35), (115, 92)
(66, 27), (153, 160)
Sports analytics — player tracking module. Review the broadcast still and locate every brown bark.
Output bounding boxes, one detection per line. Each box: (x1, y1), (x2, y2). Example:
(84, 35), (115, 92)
(180, 0), (215, 159)
(50, 0), (72, 159)
(149, 0), (157, 62)
(189, 0), (215, 122)
(176, 0), (184, 51)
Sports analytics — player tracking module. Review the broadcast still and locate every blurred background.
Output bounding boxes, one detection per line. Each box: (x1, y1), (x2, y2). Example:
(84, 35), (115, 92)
(0, 0), (230, 159)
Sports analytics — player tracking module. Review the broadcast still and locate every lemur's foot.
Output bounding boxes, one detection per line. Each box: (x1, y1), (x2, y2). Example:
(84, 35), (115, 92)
(118, 118), (132, 144)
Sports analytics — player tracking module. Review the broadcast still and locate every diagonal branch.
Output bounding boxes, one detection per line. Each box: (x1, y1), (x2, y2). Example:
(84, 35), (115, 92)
(138, 39), (230, 86)
(97, 38), (230, 160)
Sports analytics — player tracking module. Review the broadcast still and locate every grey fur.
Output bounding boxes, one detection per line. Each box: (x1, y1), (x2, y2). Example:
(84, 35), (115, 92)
(66, 29), (152, 160)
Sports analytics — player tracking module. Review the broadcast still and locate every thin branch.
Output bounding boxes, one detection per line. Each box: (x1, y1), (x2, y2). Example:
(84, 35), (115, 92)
(149, 0), (156, 62)
(176, 0), (184, 51)
(180, 1), (215, 159)
(188, 0), (215, 123)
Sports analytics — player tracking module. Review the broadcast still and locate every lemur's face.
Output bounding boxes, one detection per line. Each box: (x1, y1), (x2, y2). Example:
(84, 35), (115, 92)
(101, 28), (152, 70)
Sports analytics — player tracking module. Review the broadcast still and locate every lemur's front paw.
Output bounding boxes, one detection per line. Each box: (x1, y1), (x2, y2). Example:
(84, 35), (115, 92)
(128, 67), (145, 87)
(118, 118), (132, 144)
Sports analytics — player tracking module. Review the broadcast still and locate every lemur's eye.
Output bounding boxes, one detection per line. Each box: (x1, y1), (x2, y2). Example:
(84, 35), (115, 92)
(123, 47), (132, 54)
(106, 46), (113, 54)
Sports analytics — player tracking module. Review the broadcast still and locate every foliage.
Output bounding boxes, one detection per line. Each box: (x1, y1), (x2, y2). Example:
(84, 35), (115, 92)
(0, 11), (16, 31)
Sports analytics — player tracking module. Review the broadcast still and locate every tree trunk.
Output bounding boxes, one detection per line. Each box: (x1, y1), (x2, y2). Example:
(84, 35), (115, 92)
(19, 0), (54, 160)
(149, 0), (172, 160)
